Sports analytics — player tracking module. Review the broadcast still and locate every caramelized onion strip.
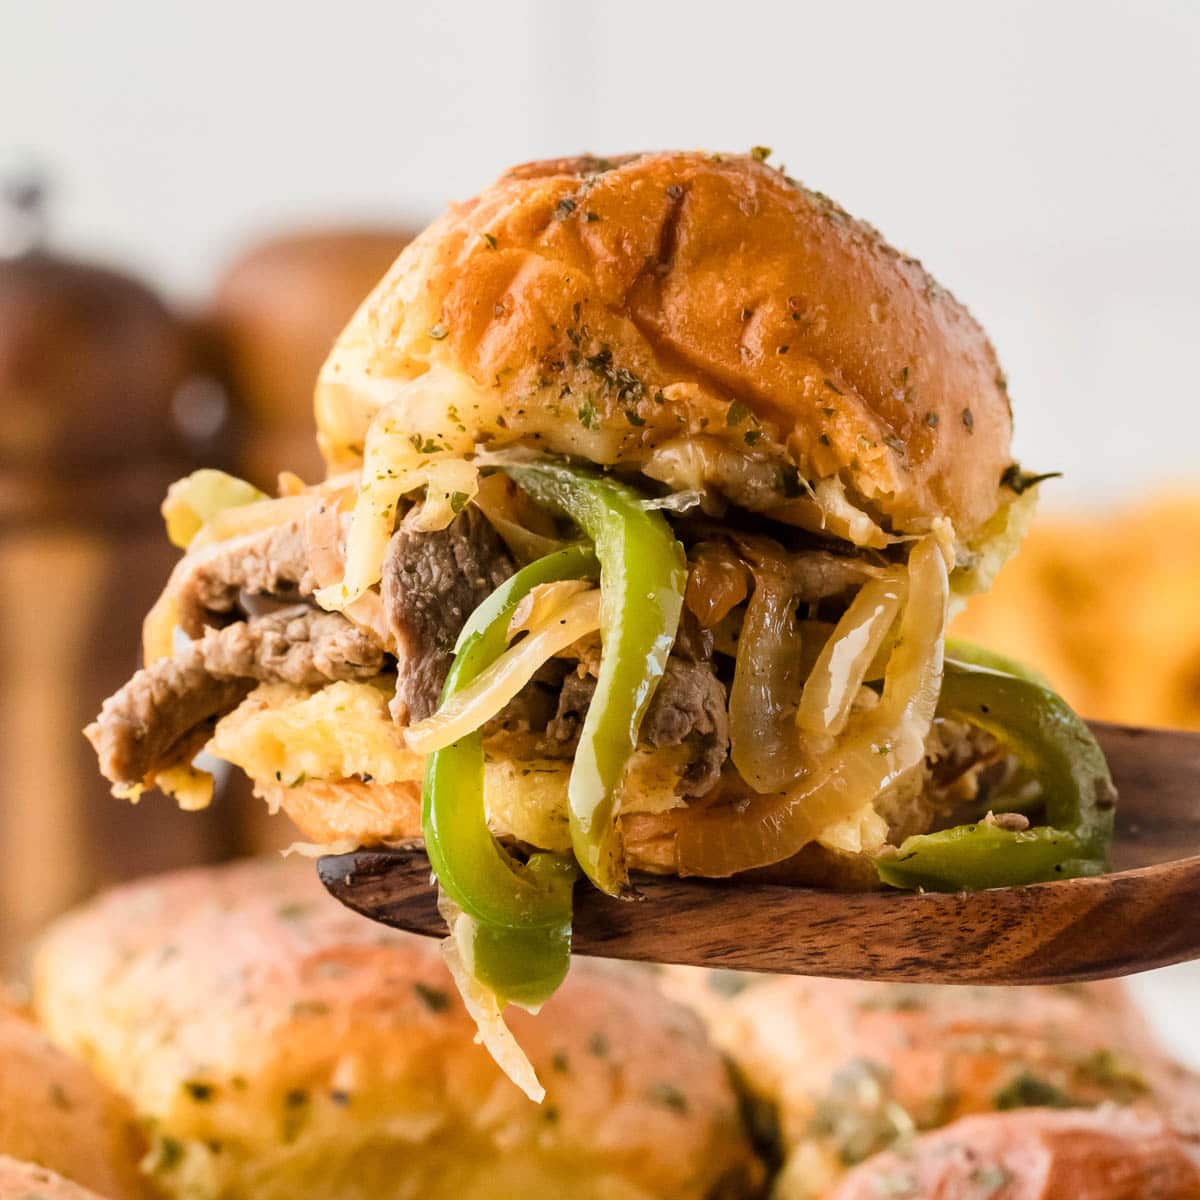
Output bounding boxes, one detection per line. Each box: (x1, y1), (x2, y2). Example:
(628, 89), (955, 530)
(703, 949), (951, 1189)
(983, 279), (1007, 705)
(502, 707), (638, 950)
(403, 587), (601, 754)
(727, 558), (809, 793)
(677, 537), (948, 876)
(796, 575), (905, 738)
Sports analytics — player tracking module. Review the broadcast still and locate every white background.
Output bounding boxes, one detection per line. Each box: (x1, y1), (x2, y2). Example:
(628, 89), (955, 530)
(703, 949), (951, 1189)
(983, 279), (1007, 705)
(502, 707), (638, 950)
(5, 0), (1199, 1055)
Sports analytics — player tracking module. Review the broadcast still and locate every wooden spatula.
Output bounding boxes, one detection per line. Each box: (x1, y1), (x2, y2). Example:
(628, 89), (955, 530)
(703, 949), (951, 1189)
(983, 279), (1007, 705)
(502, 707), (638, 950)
(318, 721), (1200, 985)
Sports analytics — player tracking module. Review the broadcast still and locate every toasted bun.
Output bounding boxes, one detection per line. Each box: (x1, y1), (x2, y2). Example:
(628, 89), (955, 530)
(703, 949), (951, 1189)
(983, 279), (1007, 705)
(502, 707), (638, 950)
(0, 1007), (150, 1200)
(317, 151), (1012, 541)
(0, 1156), (111, 1200)
(664, 972), (1200, 1197)
(827, 1108), (1200, 1200)
(265, 775), (882, 886)
(33, 859), (759, 1200)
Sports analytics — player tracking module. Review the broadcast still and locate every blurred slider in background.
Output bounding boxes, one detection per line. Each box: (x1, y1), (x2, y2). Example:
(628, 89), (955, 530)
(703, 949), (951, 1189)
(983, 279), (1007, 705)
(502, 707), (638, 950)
(1, 856), (1195, 1199)
(0, 159), (412, 963)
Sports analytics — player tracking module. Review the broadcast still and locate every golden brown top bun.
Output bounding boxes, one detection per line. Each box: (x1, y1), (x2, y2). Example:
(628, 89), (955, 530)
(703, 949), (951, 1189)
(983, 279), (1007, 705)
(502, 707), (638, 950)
(0, 1155), (111, 1200)
(0, 1007), (150, 1200)
(827, 1108), (1200, 1200)
(34, 858), (759, 1200)
(318, 151), (1013, 541)
(665, 971), (1200, 1198)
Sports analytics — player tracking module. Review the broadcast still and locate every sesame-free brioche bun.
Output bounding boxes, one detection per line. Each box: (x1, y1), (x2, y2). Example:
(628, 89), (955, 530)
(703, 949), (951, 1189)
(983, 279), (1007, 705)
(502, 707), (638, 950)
(0, 1156), (112, 1200)
(664, 971), (1200, 1197)
(33, 858), (760, 1200)
(0, 1007), (150, 1200)
(317, 151), (1013, 543)
(828, 1108), (1200, 1200)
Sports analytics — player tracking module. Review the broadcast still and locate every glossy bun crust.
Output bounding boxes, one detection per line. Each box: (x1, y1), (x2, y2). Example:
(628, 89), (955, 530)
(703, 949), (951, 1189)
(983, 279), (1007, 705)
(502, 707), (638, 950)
(33, 858), (759, 1200)
(0, 1007), (149, 1200)
(319, 151), (1013, 541)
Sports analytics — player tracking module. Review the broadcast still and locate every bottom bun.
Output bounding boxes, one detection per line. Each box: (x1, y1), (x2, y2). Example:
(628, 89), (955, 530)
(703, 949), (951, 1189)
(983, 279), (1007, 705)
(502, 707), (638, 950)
(265, 775), (886, 888)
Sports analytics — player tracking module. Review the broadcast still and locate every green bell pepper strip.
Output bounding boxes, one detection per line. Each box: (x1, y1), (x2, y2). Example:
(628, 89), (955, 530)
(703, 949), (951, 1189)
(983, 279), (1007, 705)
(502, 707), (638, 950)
(422, 544), (598, 929)
(501, 462), (688, 895)
(422, 544), (600, 1008)
(875, 657), (1116, 892)
(461, 916), (574, 1009)
(944, 637), (1053, 689)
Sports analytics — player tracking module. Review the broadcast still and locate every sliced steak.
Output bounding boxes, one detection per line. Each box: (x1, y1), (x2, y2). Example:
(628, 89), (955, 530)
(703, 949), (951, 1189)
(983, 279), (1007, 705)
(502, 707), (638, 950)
(172, 520), (318, 636)
(86, 658), (252, 791)
(87, 606), (383, 789)
(197, 605), (383, 685)
(544, 657), (729, 797)
(382, 507), (516, 724)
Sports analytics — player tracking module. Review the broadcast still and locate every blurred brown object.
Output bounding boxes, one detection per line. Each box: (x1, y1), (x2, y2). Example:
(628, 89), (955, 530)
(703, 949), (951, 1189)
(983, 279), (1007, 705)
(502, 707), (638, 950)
(0, 174), (239, 967)
(0, 1004), (151, 1198)
(952, 491), (1200, 730)
(207, 227), (411, 487)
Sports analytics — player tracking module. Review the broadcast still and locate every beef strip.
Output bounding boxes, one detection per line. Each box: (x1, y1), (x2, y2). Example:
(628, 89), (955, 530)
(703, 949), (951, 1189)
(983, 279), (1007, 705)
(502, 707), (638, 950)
(728, 534), (883, 602)
(543, 657), (729, 797)
(86, 661), (252, 791)
(382, 507), (516, 724)
(173, 520), (318, 636)
(86, 606), (383, 789)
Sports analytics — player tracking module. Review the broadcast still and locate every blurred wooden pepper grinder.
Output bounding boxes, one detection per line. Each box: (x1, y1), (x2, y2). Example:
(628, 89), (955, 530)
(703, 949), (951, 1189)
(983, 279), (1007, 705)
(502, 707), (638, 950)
(0, 168), (237, 964)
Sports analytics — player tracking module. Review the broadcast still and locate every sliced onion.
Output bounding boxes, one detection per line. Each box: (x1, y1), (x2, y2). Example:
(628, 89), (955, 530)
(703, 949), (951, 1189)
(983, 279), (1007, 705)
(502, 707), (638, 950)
(281, 838), (361, 859)
(796, 575), (905, 737)
(304, 502), (348, 590)
(507, 579), (595, 636)
(874, 536), (948, 731)
(408, 457), (481, 532)
(438, 895), (544, 1103)
(640, 489), (705, 514)
(316, 368), (480, 610)
(685, 541), (750, 629)
(403, 588), (601, 754)
(343, 591), (392, 650)
(472, 473), (568, 563)
(728, 558), (809, 793)
(189, 492), (320, 550)
(677, 535), (948, 876)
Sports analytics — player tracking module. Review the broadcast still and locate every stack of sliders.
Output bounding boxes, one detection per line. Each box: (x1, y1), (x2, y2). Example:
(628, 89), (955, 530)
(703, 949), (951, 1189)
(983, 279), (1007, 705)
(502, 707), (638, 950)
(85, 151), (1118, 1090)
(17, 860), (1200, 1199)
